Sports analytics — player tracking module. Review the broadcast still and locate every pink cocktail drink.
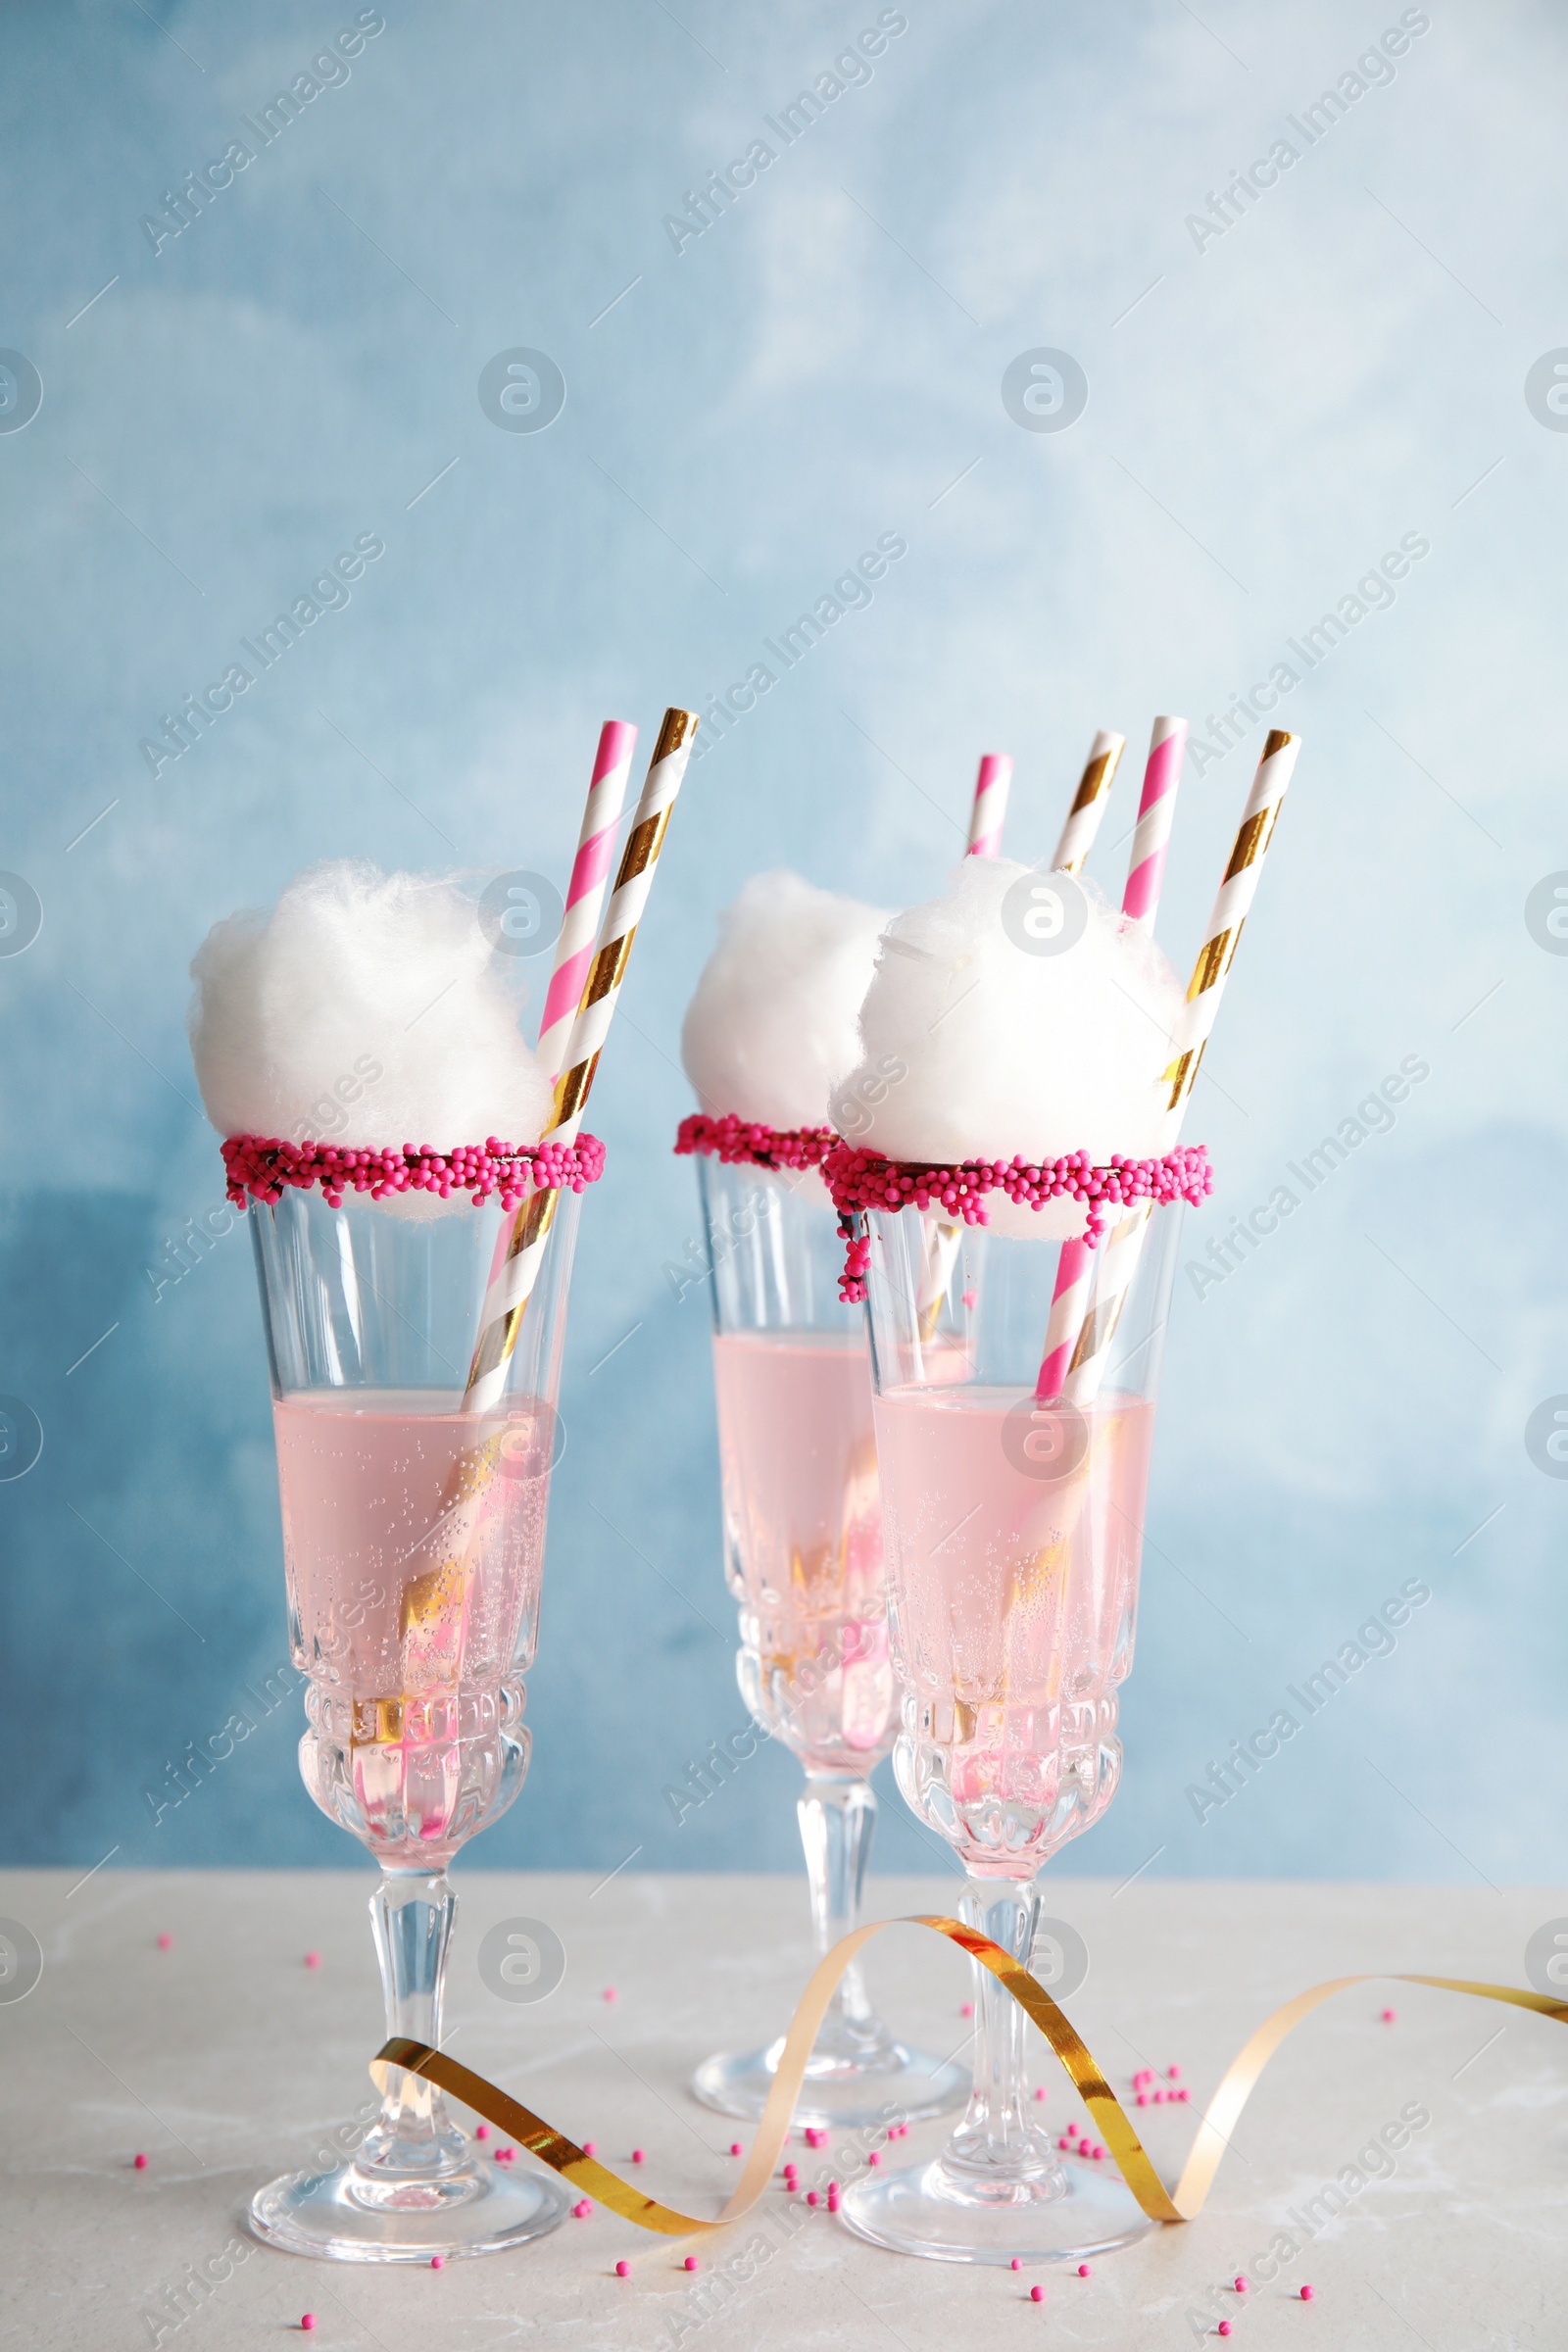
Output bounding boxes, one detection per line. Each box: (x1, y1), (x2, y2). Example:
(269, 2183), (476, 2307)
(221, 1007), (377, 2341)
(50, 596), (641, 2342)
(241, 1180), (583, 2262)
(688, 1154), (968, 2129)
(844, 1205), (1183, 2263)
(275, 1390), (554, 1864)
(873, 1384), (1155, 1871)
(712, 1329), (891, 1766)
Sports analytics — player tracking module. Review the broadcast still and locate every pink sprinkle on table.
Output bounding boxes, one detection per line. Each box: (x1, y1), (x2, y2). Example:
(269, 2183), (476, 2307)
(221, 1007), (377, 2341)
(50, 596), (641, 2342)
(729, 2142), (743, 2157)
(1033, 2086), (1046, 2101)
(1167, 2064), (1181, 2079)
(1030, 2284), (1044, 2303)
(1092, 2145), (1106, 2161)
(1300, 2283), (1314, 2301)
(603, 1987), (618, 2002)
(1235, 2276), (1248, 2292)
(582, 2140), (597, 2157)
(1178, 2087), (1191, 2102)
(1381, 2007), (1396, 2023)
(475, 2124), (489, 2140)
(305, 1951), (320, 1969)
(867, 2152), (880, 2168)
(572, 2200), (592, 2219)
(828, 2180), (839, 2193)
(807, 2191), (819, 2206)
(133, 2153), (148, 2170)
(615, 2261), (630, 2278)
(1077, 2263), (1091, 2278)
(430, 2256), (444, 2269)
(1218, 2325), (1232, 2338)
(156, 1934), (173, 1951)
(1136, 2092), (1149, 2107)
(959, 2001), (973, 2018)
(631, 2149), (645, 2165)
(1010, 2257), (1022, 2271)
(684, 2256), (700, 2272)
(301, 2321), (315, 2334)
(962, 1289), (977, 1308)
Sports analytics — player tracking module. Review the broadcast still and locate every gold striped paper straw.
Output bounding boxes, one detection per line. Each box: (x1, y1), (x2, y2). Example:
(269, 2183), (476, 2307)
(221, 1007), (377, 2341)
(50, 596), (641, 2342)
(1062, 728), (1301, 1406)
(1161, 727), (1300, 1121)
(1050, 729), (1125, 876)
(463, 707), (699, 1411)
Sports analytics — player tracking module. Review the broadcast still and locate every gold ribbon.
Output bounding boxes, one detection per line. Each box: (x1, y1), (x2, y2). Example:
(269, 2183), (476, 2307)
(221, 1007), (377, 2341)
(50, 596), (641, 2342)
(371, 1913), (1568, 2239)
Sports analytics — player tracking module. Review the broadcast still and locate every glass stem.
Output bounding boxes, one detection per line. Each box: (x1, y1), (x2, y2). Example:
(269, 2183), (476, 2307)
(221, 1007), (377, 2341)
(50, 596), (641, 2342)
(798, 1772), (877, 2034)
(947, 1877), (1054, 2177)
(357, 1872), (467, 2178)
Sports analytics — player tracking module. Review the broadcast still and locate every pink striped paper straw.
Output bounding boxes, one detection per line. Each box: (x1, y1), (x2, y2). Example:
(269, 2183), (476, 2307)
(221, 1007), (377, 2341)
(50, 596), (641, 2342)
(534, 719), (638, 1086)
(1035, 1236), (1093, 1401)
(916, 751), (1013, 1335)
(1121, 716), (1187, 932)
(966, 754), (1013, 858)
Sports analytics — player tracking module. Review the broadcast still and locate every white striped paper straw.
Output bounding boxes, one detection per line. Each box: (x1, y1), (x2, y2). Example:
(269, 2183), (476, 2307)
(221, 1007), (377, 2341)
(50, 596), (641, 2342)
(1062, 728), (1301, 1407)
(915, 753), (1014, 1336)
(535, 720), (637, 1087)
(1034, 1235), (1093, 1401)
(933, 735), (1120, 1352)
(1024, 731), (1125, 1398)
(1161, 727), (1300, 1122)
(1121, 716), (1187, 932)
(966, 753), (1013, 858)
(464, 708), (699, 1411)
(1050, 730), (1125, 876)
(1060, 1208), (1148, 1406)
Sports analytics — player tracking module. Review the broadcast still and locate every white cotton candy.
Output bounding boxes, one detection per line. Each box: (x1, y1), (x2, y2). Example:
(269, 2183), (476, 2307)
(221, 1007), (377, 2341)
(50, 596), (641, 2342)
(841, 857), (1185, 1187)
(189, 860), (555, 1156)
(681, 870), (890, 1129)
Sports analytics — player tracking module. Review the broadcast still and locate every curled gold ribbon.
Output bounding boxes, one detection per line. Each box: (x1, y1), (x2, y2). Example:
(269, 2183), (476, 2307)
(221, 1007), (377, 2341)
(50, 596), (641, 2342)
(370, 1914), (1568, 2239)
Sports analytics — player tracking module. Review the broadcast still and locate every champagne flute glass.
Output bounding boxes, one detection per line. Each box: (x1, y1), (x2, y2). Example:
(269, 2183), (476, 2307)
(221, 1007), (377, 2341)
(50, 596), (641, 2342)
(244, 1179), (580, 2262)
(687, 1153), (967, 2130)
(840, 1200), (1182, 2262)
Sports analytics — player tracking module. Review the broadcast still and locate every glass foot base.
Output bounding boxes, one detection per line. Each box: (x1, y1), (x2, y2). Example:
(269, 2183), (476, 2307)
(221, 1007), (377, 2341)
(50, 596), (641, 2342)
(249, 2155), (572, 2263)
(839, 2153), (1158, 2266)
(692, 2035), (968, 2132)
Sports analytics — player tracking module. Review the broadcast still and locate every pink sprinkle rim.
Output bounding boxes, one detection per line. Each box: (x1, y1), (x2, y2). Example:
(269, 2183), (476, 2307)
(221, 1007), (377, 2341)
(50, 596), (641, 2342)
(221, 1133), (607, 1213)
(824, 1142), (1212, 1302)
(674, 1111), (835, 1172)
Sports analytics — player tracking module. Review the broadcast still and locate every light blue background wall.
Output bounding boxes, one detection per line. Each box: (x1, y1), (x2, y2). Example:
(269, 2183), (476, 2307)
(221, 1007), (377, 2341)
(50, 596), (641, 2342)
(3, 0), (1564, 1889)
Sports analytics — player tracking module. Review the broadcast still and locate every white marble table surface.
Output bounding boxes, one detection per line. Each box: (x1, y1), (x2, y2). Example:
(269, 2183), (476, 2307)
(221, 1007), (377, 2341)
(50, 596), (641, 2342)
(3, 1870), (1564, 2350)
